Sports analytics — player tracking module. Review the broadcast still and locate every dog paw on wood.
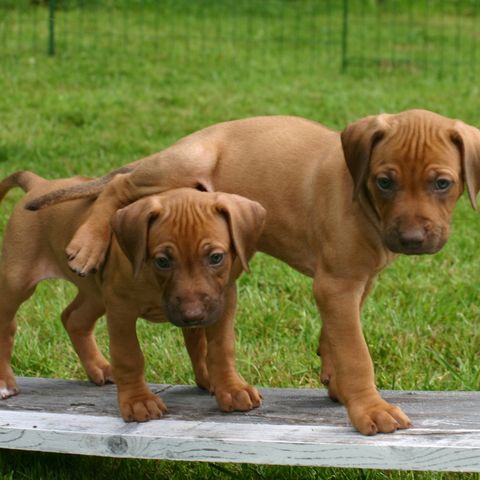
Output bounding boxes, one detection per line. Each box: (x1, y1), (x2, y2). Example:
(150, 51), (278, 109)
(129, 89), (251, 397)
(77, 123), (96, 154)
(118, 390), (167, 422)
(348, 399), (412, 435)
(213, 382), (262, 412)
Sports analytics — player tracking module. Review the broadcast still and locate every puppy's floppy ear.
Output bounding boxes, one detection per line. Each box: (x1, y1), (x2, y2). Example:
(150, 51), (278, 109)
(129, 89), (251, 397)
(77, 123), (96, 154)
(111, 197), (161, 278)
(449, 121), (480, 210)
(341, 114), (391, 200)
(214, 193), (266, 272)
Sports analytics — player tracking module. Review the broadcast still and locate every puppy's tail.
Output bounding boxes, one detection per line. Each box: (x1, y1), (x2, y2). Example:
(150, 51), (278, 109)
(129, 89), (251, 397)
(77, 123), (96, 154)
(0, 171), (46, 204)
(25, 165), (134, 211)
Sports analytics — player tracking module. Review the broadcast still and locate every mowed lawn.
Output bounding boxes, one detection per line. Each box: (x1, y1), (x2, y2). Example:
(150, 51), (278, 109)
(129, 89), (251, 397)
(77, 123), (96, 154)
(0, 3), (479, 480)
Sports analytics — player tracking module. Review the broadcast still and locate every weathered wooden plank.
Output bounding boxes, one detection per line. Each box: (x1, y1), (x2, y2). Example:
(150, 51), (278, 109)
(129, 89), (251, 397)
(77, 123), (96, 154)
(0, 377), (478, 471)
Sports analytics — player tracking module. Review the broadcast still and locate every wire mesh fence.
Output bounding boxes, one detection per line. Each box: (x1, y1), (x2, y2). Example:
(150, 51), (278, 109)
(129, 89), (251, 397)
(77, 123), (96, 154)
(1, 0), (479, 78)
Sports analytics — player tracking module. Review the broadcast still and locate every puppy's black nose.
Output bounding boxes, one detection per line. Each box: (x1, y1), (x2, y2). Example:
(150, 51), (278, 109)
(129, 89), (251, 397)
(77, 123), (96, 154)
(181, 304), (206, 324)
(399, 228), (425, 248)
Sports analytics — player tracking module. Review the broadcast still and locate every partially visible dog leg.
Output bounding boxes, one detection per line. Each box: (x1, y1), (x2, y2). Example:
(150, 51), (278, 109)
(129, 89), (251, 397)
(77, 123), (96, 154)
(205, 284), (261, 412)
(313, 273), (411, 435)
(182, 327), (210, 390)
(316, 277), (375, 402)
(0, 267), (37, 399)
(317, 325), (338, 401)
(61, 292), (111, 385)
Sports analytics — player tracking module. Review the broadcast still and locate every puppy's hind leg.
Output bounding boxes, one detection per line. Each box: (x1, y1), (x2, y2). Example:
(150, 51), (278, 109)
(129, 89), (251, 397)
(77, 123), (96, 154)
(182, 327), (210, 390)
(61, 292), (111, 385)
(0, 266), (38, 399)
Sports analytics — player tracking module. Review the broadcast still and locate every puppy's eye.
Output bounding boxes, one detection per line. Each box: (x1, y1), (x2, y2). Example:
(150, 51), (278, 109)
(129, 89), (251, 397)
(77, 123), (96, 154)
(154, 256), (172, 270)
(434, 178), (452, 191)
(376, 176), (394, 191)
(208, 252), (224, 266)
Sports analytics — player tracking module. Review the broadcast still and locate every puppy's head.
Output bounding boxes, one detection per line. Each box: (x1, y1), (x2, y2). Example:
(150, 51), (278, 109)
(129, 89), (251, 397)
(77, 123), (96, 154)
(111, 188), (266, 328)
(342, 109), (480, 255)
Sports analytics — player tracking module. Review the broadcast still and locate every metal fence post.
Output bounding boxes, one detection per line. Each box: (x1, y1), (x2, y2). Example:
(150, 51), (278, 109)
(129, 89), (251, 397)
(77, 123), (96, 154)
(341, 0), (349, 72)
(48, 0), (56, 56)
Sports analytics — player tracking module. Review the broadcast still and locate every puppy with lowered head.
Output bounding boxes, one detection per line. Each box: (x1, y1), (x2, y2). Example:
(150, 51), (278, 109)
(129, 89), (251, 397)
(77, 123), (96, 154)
(0, 171), (265, 421)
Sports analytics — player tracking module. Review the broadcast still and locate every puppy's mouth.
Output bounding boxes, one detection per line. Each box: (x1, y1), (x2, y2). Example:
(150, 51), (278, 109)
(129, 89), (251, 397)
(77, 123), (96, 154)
(383, 229), (448, 255)
(170, 316), (219, 328)
(386, 242), (444, 255)
(166, 299), (224, 328)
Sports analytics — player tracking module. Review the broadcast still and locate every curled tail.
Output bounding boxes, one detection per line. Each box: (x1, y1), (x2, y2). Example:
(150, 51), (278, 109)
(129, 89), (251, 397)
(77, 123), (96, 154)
(0, 171), (45, 204)
(25, 166), (134, 211)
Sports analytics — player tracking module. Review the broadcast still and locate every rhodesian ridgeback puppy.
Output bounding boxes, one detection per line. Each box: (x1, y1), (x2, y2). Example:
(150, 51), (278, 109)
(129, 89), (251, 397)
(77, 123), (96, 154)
(0, 172), (265, 421)
(27, 109), (480, 434)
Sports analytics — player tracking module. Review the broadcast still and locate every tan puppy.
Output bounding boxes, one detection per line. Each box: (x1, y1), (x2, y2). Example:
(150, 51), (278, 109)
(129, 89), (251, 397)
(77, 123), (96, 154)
(0, 172), (265, 421)
(27, 109), (480, 435)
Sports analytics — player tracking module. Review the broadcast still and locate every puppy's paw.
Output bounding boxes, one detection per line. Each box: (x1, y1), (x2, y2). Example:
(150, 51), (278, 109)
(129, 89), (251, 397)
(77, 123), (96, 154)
(87, 362), (114, 386)
(66, 224), (110, 276)
(348, 399), (412, 435)
(214, 383), (262, 412)
(119, 391), (167, 422)
(0, 378), (18, 399)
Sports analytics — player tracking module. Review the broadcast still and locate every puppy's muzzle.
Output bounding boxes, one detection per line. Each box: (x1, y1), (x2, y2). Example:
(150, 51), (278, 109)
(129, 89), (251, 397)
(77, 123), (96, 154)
(384, 224), (447, 255)
(167, 295), (222, 328)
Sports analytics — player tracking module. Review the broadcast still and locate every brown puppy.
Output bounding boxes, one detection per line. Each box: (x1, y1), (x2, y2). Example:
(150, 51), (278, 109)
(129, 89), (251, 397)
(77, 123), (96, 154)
(27, 109), (480, 435)
(0, 172), (265, 421)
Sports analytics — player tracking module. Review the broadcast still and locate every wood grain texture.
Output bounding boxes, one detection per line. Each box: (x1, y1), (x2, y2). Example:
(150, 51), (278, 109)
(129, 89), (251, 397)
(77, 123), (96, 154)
(0, 377), (478, 471)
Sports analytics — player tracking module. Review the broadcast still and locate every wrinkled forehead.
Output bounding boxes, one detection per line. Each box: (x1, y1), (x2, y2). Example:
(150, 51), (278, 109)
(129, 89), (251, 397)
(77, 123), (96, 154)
(371, 117), (461, 172)
(148, 195), (230, 252)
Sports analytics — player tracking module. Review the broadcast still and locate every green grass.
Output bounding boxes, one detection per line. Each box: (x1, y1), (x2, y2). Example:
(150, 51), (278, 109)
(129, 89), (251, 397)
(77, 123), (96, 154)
(0, 3), (480, 480)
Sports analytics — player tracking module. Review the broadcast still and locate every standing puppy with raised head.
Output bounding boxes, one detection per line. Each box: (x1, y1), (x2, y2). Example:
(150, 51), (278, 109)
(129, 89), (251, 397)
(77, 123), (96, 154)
(27, 109), (480, 434)
(0, 172), (265, 421)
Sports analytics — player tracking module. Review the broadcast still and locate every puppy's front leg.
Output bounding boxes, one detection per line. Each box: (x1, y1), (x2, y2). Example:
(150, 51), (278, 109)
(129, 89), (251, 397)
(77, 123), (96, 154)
(316, 277), (375, 400)
(106, 305), (166, 422)
(182, 328), (210, 390)
(313, 274), (411, 435)
(206, 285), (261, 412)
